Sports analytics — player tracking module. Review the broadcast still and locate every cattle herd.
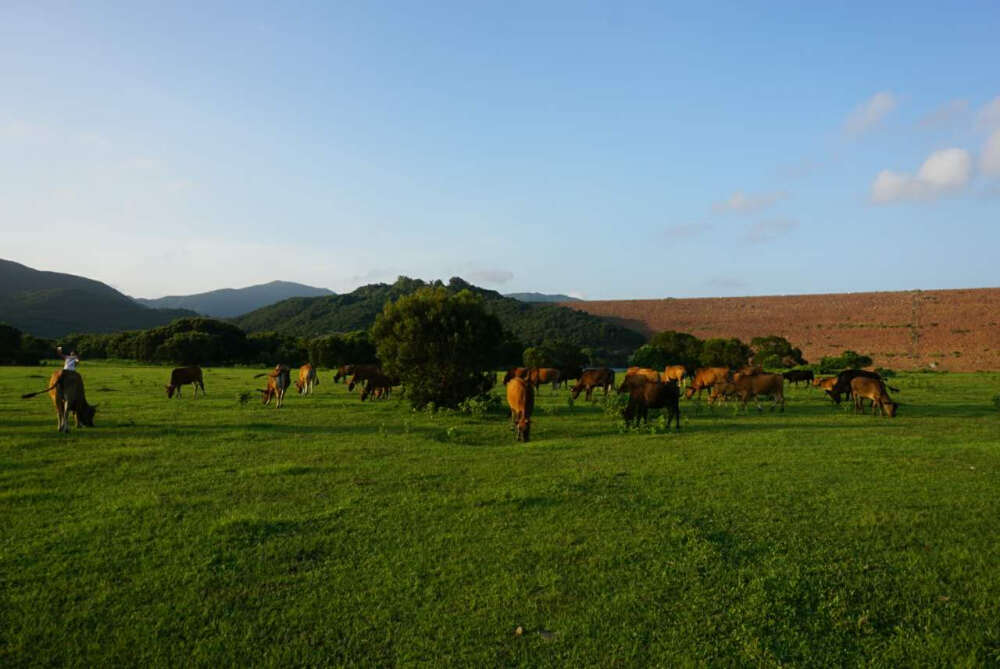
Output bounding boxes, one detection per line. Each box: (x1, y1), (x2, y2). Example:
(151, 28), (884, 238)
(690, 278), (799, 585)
(20, 360), (900, 437)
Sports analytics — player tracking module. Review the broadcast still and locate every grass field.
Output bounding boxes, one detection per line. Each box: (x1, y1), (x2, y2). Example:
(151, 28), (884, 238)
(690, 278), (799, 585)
(2, 363), (999, 666)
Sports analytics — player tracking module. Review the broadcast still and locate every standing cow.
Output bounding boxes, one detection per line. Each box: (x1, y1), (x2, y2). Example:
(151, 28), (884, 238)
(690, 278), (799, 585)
(256, 365), (291, 408)
(166, 366), (205, 398)
(620, 375), (681, 430)
(570, 368), (616, 401)
(295, 363), (319, 395)
(505, 377), (535, 442)
(22, 370), (97, 432)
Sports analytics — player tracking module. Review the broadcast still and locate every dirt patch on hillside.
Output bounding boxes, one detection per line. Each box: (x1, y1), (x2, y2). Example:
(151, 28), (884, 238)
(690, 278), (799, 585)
(561, 288), (1000, 371)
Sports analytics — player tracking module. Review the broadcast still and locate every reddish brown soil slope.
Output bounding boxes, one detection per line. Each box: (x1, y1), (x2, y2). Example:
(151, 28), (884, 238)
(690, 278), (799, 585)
(562, 288), (1000, 372)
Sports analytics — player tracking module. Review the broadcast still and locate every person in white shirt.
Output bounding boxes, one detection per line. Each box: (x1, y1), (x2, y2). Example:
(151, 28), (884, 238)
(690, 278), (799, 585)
(56, 346), (80, 371)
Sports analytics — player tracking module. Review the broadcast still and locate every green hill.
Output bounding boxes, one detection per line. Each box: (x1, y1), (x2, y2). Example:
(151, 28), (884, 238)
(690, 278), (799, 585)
(233, 276), (645, 355)
(134, 280), (335, 317)
(0, 258), (197, 338)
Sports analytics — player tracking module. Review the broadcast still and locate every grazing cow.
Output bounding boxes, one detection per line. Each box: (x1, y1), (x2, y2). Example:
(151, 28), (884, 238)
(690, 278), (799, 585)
(621, 377), (681, 430)
(505, 377), (534, 442)
(347, 365), (382, 392)
(812, 376), (838, 401)
(570, 367), (616, 401)
(627, 367), (662, 382)
(782, 369), (815, 387)
(851, 377), (898, 417)
(683, 367), (730, 400)
(502, 367), (530, 385)
(712, 372), (784, 412)
(333, 365), (354, 383)
(295, 363), (319, 395)
(360, 373), (394, 401)
(21, 370), (97, 432)
(829, 370), (897, 405)
(165, 366), (205, 398)
(528, 367), (561, 391)
(663, 365), (687, 386)
(256, 365), (291, 408)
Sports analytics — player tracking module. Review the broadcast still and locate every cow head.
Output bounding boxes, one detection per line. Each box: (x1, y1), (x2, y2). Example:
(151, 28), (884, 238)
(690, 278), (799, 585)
(683, 386), (696, 400)
(516, 416), (531, 442)
(884, 401), (898, 418)
(79, 403), (97, 427)
(166, 384), (177, 398)
(295, 379), (305, 394)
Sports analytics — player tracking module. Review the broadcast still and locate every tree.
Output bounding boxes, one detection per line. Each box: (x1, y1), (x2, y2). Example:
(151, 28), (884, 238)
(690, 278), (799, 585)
(646, 330), (703, 370)
(629, 344), (669, 370)
(750, 335), (807, 369)
(371, 287), (503, 409)
(819, 350), (874, 373)
(700, 337), (751, 368)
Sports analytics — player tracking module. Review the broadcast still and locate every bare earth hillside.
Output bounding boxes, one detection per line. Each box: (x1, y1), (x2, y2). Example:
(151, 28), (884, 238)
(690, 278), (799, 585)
(561, 288), (1000, 371)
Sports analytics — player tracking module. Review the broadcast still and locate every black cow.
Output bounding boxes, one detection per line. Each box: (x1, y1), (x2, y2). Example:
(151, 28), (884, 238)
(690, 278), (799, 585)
(782, 369), (814, 387)
(829, 369), (898, 404)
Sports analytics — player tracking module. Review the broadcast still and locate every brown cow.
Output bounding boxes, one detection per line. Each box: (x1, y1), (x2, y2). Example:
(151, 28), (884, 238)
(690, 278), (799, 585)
(505, 377), (534, 442)
(22, 370), (97, 432)
(712, 372), (784, 412)
(663, 365), (687, 386)
(813, 376), (838, 401)
(256, 365), (291, 408)
(295, 363), (319, 395)
(733, 365), (764, 380)
(683, 367), (730, 400)
(528, 367), (561, 391)
(621, 376), (681, 430)
(570, 367), (616, 401)
(360, 373), (394, 401)
(502, 367), (530, 385)
(851, 377), (898, 417)
(165, 366), (205, 398)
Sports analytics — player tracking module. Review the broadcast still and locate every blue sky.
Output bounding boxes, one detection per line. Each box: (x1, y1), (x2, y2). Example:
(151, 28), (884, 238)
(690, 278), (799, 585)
(2, 1), (998, 299)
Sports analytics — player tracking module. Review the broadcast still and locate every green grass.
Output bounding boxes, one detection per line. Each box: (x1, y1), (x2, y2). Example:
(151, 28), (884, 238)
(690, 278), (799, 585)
(2, 364), (999, 666)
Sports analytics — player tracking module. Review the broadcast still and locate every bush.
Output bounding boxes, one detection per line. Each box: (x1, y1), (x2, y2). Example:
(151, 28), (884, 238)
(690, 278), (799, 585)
(629, 344), (670, 370)
(647, 331), (703, 370)
(750, 335), (806, 367)
(874, 367), (897, 378)
(700, 338), (751, 368)
(372, 286), (503, 409)
(819, 350), (874, 373)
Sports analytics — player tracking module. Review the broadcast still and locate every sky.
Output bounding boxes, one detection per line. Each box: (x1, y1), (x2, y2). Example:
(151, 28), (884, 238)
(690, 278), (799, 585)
(1, 1), (998, 300)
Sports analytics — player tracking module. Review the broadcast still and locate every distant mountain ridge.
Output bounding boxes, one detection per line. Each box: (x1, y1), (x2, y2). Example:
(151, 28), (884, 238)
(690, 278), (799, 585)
(233, 276), (645, 356)
(134, 280), (335, 318)
(506, 292), (582, 303)
(0, 258), (196, 338)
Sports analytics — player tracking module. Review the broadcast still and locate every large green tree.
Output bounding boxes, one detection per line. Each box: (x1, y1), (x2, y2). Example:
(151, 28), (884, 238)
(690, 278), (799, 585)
(371, 287), (503, 409)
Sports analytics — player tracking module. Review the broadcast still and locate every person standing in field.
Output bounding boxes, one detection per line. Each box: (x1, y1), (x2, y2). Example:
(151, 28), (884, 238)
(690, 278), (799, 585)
(56, 346), (80, 371)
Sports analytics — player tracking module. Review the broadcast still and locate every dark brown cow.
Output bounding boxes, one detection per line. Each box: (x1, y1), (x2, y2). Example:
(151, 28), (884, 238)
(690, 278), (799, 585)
(712, 372), (784, 412)
(558, 365), (583, 389)
(502, 367), (530, 385)
(22, 370), (97, 432)
(851, 377), (898, 417)
(782, 369), (815, 386)
(528, 367), (561, 391)
(683, 367), (730, 400)
(360, 373), (394, 401)
(570, 367), (616, 401)
(295, 363), (319, 395)
(166, 366), (205, 398)
(256, 365), (291, 408)
(621, 377), (680, 430)
(505, 377), (535, 442)
(347, 365), (382, 392)
(333, 365), (354, 383)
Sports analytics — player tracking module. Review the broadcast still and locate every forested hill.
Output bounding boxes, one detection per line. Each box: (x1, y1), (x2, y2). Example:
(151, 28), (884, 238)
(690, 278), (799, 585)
(134, 280), (335, 317)
(233, 276), (645, 353)
(0, 258), (196, 338)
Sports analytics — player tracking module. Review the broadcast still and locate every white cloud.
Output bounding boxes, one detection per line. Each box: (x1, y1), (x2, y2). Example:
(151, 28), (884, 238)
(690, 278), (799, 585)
(981, 129), (1000, 176)
(466, 269), (514, 284)
(746, 218), (798, 243)
(977, 96), (1000, 130)
(871, 148), (973, 203)
(844, 91), (897, 137)
(711, 190), (786, 214)
(918, 99), (969, 128)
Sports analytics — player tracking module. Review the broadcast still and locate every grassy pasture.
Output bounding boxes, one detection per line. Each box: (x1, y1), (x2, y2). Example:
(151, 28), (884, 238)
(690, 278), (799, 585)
(1, 364), (999, 666)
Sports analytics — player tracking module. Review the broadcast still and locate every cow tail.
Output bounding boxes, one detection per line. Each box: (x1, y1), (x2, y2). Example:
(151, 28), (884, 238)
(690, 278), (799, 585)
(22, 382), (59, 399)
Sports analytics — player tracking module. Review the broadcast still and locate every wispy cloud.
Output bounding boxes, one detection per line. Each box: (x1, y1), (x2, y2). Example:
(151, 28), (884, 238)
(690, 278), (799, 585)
(466, 269), (514, 284)
(844, 91), (897, 137)
(745, 218), (798, 243)
(918, 99), (969, 128)
(711, 190), (786, 215)
(871, 148), (973, 203)
(981, 130), (1000, 177)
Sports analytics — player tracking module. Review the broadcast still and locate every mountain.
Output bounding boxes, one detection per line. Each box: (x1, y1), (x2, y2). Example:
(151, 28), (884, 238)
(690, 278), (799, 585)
(134, 280), (335, 318)
(505, 292), (582, 303)
(233, 276), (645, 355)
(0, 258), (197, 338)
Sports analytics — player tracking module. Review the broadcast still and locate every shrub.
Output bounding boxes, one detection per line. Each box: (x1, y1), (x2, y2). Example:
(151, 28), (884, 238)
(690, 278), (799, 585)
(700, 338), (751, 368)
(819, 350), (874, 373)
(372, 287), (503, 409)
(750, 335), (806, 367)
